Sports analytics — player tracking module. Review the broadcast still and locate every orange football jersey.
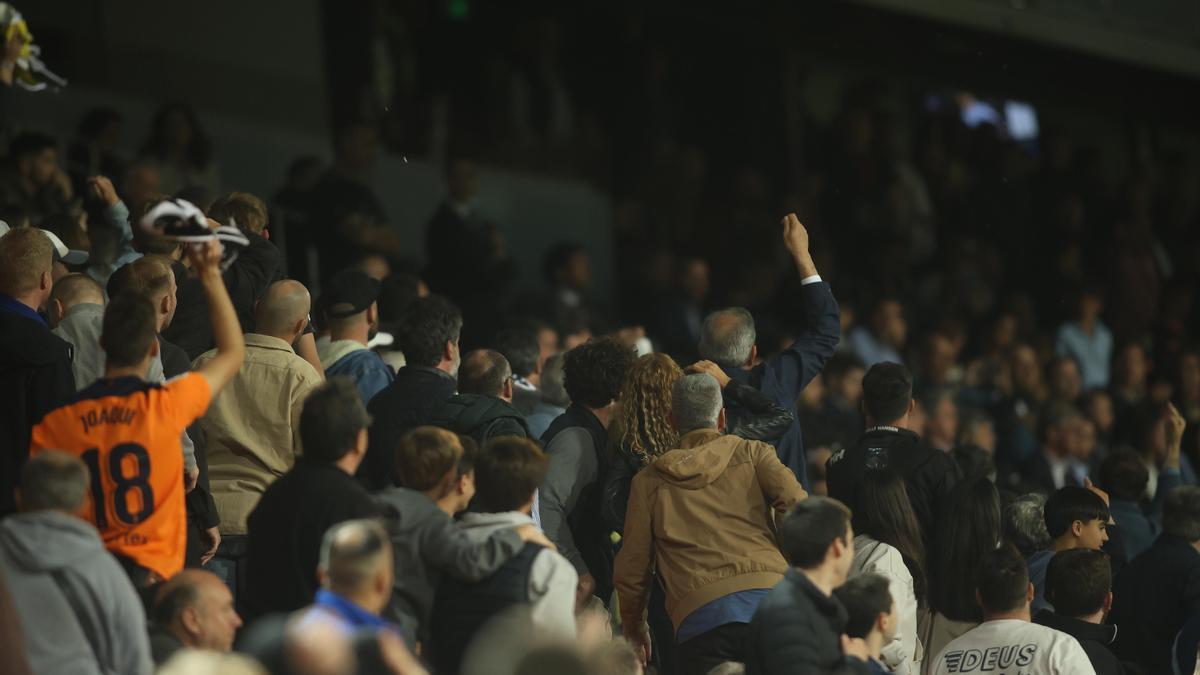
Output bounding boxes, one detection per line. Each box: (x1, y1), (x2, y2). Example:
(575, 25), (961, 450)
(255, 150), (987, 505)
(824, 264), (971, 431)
(30, 373), (211, 580)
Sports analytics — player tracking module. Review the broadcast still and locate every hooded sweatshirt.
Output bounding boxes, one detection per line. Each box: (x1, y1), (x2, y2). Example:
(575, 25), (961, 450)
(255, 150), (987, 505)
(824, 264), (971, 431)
(0, 510), (153, 675)
(614, 428), (807, 631)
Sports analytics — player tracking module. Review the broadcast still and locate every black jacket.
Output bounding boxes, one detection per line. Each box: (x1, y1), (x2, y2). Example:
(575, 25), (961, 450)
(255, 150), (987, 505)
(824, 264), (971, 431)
(745, 569), (870, 675)
(243, 461), (381, 622)
(427, 393), (529, 448)
(0, 302), (76, 515)
(825, 426), (961, 554)
(163, 233), (283, 360)
(363, 366), (458, 490)
(1034, 610), (1125, 675)
(1111, 534), (1200, 675)
(601, 379), (797, 532)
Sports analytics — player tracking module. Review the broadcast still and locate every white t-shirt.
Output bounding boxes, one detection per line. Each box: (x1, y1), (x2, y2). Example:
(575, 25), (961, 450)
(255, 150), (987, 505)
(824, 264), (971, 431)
(929, 619), (1096, 675)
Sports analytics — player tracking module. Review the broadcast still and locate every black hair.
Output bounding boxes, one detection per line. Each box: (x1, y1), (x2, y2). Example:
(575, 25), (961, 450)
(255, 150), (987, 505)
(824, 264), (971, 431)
(929, 476), (1001, 622)
(862, 362), (913, 424)
(1163, 487), (1200, 541)
(1045, 549), (1110, 618)
(834, 573), (893, 640)
(543, 241), (586, 285)
(395, 295), (462, 368)
(1043, 486), (1109, 539)
(952, 444), (994, 482)
(299, 378), (371, 464)
(76, 107), (122, 140)
(140, 102), (212, 169)
(976, 543), (1029, 614)
(377, 273), (424, 324)
(779, 497), (852, 569)
(857, 470), (927, 602)
(493, 329), (540, 379)
(562, 338), (634, 409)
(475, 438), (549, 513)
(823, 352), (866, 384)
(100, 294), (158, 368)
(1099, 451), (1149, 502)
(9, 132), (57, 161)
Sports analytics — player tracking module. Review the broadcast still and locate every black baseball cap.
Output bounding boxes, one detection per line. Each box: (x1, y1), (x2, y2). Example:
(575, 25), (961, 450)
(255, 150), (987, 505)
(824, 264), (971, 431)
(324, 268), (381, 319)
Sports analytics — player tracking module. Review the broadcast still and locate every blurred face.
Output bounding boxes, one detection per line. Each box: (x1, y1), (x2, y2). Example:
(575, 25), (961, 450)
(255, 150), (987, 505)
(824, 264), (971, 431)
(25, 148), (58, 186)
(967, 419), (997, 454)
(192, 581), (241, 651)
(1074, 518), (1109, 550)
(993, 316), (1017, 351)
(1012, 345), (1041, 391)
(123, 165), (161, 212)
(1115, 345), (1148, 388)
(681, 259), (710, 303)
(875, 301), (907, 348)
(1073, 419), (1097, 463)
(1181, 354), (1200, 396)
(1052, 360), (1082, 402)
(163, 111), (194, 152)
(564, 252), (592, 290)
(1080, 293), (1103, 320)
(832, 368), (865, 405)
(925, 335), (957, 383)
(1087, 394), (1114, 433)
(928, 397), (958, 443)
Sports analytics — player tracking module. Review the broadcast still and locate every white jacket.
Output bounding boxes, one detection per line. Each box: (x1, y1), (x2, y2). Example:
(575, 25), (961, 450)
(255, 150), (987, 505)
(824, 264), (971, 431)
(852, 534), (920, 674)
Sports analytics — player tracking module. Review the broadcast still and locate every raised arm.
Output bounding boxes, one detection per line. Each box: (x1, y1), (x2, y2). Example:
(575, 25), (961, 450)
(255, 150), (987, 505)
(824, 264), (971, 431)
(189, 239), (245, 394)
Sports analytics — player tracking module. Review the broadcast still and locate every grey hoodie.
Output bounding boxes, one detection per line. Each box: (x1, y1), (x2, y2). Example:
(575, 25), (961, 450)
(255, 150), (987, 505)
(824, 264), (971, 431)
(0, 511), (153, 675)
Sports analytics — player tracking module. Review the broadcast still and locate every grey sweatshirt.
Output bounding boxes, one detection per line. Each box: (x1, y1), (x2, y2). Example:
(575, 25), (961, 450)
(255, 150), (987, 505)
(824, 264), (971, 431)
(375, 487), (525, 644)
(0, 511), (153, 675)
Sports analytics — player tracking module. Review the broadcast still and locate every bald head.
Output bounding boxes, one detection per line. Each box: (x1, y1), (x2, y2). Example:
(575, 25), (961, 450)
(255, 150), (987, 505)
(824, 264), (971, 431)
(49, 273), (105, 327)
(153, 569), (241, 651)
(458, 349), (513, 399)
(254, 280), (311, 341)
(318, 519), (394, 614)
(19, 450), (88, 513)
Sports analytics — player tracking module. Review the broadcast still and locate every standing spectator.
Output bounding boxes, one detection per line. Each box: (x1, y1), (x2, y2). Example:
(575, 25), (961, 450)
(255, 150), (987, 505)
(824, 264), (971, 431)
(821, 353), (867, 450)
(243, 378), (381, 622)
(428, 350), (530, 446)
(47, 272), (107, 389)
(1110, 486), (1200, 674)
(744, 497), (873, 675)
(527, 352), (570, 439)
(293, 519), (396, 634)
(0, 132), (73, 224)
(30, 238), (244, 591)
(1055, 285), (1113, 391)
(377, 427), (547, 645)
(927, 544), (1095, 675)
(1034, 550), (1126, 675)
(850, 471), (925, 674)
(66, 107), (125, 196)
(206, 191), (282, 332)
(539, 337), (634, 605)
(138, 103), (219, 196)
(834, 574), (901, 675)
(544, 242), (599, 341)
(432, 438), (578, 674)
(1025, 486), (1110, 612)
(0, 228), (75, 515)
(195, 280), (321, 599)
(615, 373), (807, 672)
(1109, 342), (1150, 445)
(848, 298), (907, 368)
(363, 295), (462, 489)
(652, 256), (711, 364)
(698, 213), (841, 486)
(1004, 493), (1052, 559)
(317, 268), (394, 405)
(925, 477), (1002, 660)
(827, 362), (961, 554)
(493, 329), (542, 416)
(149, 570), (242, 664)
(0, 451), (153, 675)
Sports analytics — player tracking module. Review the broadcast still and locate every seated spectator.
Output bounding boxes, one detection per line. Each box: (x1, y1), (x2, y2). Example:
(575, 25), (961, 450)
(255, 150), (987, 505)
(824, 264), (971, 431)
(847, 297), (906, 368)
(615, 373), (806, 672)
(47, 272), (107, 389)
(834, 574), (900, 675)
(494, 329), (543, 416)
(540, 338), (634, 606)
(363, 295), (463, 489)
(698, 213), (840, 485)
(850, 471), (925, 674)
(1004, 493), (1052, 559)
(744, 497), (872, 674)
(1028, 402), (1087, 493)
(928, 544), (1095, 675)
(317, 268), (394, 404)
(378, 427), (550, 646)
(432, 438), (577, 673)
(1055, 285), (1113, 391)
(149, 570), (242, 664)
(1034, 549), (1125, 675)
(0, 451), (152, 674)
(827, 362), (961, 554)
(1111, 486), (1200, 674)
(925, 477), (1002, 659)
(294, 519), (397, 636)
(195, 280), (321, 599)
(428, 349), (530, 446)
(526, 352), (569, 439)
(1027, 486), (1110, 612)
(243, 378), (381, 622)
(31, 239), (244, 592)
(0, 227), (76, 516)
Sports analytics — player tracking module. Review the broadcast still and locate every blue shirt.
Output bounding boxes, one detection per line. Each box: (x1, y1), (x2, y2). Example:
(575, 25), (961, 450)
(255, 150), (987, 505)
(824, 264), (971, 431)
(676, 589), (770, 643)
(326, 349), (395, 405)
(0, 293), (46, 326)
(1055, 321), (1113, 390)
(305, 589), (394, 633)
(1027, 549), (1054, 614)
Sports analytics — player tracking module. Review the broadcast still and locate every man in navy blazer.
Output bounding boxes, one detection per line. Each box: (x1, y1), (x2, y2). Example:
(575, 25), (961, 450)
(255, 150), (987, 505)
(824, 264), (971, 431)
(698, 213), (840, 490)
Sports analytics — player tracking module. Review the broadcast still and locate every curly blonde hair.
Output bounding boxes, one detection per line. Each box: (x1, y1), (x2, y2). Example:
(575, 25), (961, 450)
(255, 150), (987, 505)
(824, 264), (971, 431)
(615, 353), (684, 466)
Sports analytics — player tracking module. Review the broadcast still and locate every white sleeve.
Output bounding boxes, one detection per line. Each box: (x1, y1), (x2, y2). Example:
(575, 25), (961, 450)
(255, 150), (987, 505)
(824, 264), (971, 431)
(528, 550), (579, 639)
(1050, 635), (1097, 675)
(874, 550), (917, 675)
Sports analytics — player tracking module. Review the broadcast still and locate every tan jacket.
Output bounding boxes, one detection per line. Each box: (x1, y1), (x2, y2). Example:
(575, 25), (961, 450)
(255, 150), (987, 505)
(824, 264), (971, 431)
(194, 334), (322, 534)
(614, 428), (807, 631)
